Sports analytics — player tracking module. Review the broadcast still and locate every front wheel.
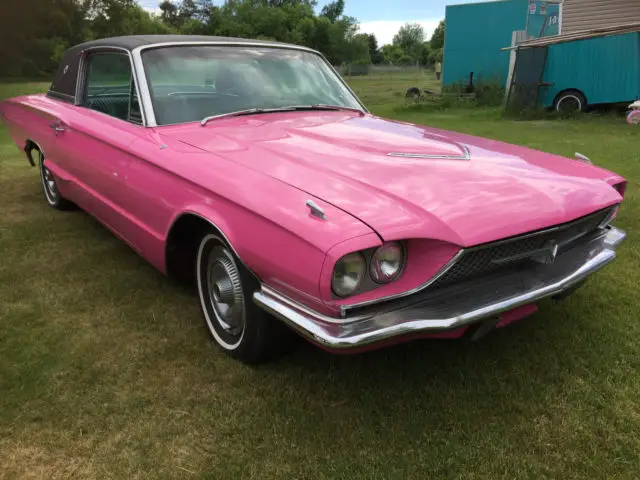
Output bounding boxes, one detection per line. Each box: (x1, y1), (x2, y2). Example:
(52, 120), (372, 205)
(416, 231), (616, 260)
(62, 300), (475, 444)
(196, 233), (294, 364)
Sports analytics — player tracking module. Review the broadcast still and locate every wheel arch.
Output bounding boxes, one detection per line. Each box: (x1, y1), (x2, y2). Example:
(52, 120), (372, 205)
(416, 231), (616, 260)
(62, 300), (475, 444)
(164, 210), (258, 286)
(23, 138), (44, 166)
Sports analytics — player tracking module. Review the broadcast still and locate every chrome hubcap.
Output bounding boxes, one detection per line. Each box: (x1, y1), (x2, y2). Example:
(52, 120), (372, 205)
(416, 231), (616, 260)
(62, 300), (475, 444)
(207, 248), (245, 335)
(43, 168), (57, 196)
(40, 155), (59, 203)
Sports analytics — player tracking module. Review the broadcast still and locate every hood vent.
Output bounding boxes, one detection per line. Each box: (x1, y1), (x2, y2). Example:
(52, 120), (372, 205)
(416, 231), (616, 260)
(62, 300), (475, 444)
(387, 146), (471, 161)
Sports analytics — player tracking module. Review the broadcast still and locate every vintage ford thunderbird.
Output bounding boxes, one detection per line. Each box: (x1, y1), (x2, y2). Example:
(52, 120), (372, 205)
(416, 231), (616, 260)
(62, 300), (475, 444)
(1, 35), (628, 363)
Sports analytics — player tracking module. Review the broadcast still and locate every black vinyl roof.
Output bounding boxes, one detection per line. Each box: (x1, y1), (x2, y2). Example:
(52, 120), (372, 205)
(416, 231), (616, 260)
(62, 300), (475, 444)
(48, 35), (303, 104)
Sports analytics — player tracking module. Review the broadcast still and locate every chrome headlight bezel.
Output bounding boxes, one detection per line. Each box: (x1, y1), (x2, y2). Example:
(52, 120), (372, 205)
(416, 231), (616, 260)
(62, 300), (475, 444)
(330, 242), (407, 299)
(370, 242), (405, 284)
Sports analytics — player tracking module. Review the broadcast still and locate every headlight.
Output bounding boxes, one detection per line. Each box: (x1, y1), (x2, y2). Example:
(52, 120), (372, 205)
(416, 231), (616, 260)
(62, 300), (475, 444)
(332, 252), (366, 297)
(371, 242), (404, 283)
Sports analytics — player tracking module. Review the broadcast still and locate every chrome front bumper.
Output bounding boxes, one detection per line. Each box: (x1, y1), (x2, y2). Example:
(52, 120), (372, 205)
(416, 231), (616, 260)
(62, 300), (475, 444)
(254, 227), (626, 350)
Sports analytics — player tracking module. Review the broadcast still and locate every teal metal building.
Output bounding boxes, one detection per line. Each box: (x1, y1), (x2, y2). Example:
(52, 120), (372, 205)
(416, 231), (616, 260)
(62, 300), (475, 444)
(443, 0), (559, 88)
(444, 0), (640, 111)
(515, 28), (640, 110)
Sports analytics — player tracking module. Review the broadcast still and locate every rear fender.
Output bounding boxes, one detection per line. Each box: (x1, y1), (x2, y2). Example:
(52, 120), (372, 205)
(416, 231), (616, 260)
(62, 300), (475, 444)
(2, 97), (58, 167)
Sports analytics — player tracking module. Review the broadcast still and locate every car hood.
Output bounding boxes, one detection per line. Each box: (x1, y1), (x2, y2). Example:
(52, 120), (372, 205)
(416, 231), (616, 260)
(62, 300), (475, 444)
(168, 112), (624, 247)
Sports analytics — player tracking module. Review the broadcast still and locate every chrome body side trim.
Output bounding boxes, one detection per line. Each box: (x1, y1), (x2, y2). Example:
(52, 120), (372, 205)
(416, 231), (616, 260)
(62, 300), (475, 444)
(253, 227), (626, 350)
(130, 41), (370, 127)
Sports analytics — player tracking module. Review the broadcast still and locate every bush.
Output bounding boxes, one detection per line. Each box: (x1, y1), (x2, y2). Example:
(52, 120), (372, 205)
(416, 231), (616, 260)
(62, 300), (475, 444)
(438, 79), (506, 108)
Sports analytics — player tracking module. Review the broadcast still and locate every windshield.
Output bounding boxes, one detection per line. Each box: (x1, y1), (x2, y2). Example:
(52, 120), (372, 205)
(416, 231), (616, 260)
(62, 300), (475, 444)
(141, 45), (364, 125)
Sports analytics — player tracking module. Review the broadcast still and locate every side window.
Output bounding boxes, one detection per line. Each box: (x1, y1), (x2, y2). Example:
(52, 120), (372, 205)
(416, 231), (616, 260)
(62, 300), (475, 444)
(83, 52), (142, 124)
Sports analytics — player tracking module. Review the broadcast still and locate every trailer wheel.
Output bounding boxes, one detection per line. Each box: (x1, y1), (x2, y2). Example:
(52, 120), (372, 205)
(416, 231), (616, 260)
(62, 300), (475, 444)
(554, 90), (587, 114)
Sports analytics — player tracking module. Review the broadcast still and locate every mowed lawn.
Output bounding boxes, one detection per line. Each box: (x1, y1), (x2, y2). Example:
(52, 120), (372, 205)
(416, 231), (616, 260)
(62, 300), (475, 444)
(1, 78), (639, 479)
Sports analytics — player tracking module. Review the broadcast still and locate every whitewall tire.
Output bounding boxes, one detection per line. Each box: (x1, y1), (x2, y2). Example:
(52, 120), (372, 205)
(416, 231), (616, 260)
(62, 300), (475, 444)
(554, 90), (587, 114)
(196, 233), (294, 364)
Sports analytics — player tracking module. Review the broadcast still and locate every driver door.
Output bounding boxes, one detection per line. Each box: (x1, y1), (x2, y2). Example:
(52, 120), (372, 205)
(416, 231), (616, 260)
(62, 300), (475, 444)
(56, 50), (146, 247)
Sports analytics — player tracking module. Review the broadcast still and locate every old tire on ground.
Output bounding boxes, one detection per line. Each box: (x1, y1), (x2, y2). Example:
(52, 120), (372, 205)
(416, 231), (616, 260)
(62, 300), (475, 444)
(553, 90), (587, 114)
(38, 150), (74, 210)
(405, 87), (422, 99)
(196, 233), (294, 364)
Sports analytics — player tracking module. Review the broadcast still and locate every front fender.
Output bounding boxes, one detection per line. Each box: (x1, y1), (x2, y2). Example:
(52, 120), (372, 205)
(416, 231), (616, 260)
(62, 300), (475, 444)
(167, 193), (374, 315)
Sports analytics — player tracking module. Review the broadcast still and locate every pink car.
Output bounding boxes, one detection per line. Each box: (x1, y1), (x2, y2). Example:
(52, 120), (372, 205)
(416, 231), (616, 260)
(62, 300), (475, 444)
(1, 35), (628, 364)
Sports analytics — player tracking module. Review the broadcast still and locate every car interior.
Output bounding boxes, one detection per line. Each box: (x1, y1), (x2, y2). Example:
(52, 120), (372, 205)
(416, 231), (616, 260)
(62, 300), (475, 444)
(83, 53), (142, 124)
(151, 67), (259, 125)
(81, 50), (347, 126)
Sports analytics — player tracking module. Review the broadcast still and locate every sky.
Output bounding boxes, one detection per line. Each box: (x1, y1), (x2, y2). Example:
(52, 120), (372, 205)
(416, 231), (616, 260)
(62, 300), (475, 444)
(138, 0), (481, 45)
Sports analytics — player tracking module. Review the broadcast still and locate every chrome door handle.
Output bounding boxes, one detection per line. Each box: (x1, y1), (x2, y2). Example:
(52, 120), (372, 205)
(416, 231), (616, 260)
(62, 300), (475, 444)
(49, 123), (66, 135)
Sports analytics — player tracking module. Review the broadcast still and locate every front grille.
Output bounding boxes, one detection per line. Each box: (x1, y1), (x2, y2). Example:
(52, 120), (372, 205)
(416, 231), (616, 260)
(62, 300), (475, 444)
(428, 206), (616, 290)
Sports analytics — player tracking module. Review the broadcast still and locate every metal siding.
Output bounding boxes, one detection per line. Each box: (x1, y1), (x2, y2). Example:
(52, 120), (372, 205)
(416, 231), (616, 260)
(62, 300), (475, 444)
(562, 0), (640, 34)
(443, 0), (528, 87)
(539, 32), (640, 107)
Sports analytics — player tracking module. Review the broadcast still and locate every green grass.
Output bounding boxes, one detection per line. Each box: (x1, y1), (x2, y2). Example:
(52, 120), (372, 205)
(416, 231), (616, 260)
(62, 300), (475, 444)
(347, 70), (442, 107)
(1, 77), (640, 479)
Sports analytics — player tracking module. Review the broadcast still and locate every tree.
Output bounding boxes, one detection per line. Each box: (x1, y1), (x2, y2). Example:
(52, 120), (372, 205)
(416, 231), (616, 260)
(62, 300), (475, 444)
(87, 0), (171, 39)
(320, 0), (344, 23)
(427, 20), (445, 69)
(159, 1), (180, 27)
(430, 19), (445, 50)
(429, 47), (443, 65)
(0, 0), (372, 78)
(366, 34), (383, 64)
(344, 33), (371, 64)
(392, 22), (426, 64)
(381, 44), (404, 65)
(419, 41), (432, 67)
(179, 0), (197, 20)
(393, 23), (425, 50)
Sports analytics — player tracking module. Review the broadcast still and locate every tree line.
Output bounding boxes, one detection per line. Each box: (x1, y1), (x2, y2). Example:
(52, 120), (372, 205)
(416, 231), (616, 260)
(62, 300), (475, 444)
(0, 0), (445, 78)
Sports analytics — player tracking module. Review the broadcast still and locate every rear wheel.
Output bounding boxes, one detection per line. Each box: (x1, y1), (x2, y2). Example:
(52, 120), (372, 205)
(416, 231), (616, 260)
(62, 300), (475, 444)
(554, 90), (587, 114)
(196, 233), (294, 364)
(38, 150), (74, 210)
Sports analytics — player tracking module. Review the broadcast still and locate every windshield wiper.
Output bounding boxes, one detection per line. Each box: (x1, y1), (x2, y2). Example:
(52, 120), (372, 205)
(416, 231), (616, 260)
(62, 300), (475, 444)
(201, 107), (298, 126)
(200, 104), (365, 126)
(297, 104), (366, 115)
